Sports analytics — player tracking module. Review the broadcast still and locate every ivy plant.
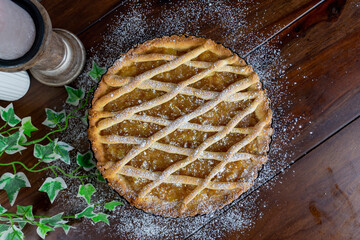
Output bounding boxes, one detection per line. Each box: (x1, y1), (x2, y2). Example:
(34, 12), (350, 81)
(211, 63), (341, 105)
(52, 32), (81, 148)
(0, 62), (123, 239)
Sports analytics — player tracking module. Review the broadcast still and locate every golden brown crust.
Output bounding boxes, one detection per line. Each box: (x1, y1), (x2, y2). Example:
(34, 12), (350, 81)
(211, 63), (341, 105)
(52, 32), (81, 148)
(88, 35), (273, 217)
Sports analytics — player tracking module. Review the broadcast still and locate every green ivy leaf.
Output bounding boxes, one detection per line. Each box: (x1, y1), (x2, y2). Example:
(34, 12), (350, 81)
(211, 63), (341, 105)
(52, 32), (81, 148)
(88, 61), (106, 82)
(76, 151), (95, 171)
(0, 136), (8, 152)
(0, 103), (21, 127)
(39, 177), (67, 203)
(65, 86), (85, 106)
(40, 213), (67, 227)
(18, 132), (27, 145)
(77, 184), (96, 204)
(0, 224), (10, 235)
(54, 141), (73, 164)
(95, 169), (106, 182)
(60, 224), (73, 235)
(20, 117), (38, 137)
(0, 172), (31, 206)
(0, 131), (26, 155)
(33, 141), (58, 163)
(42, 109), (66, 128)
(0, 204), (7, 214)
(6, 217), (28, 230)
(104, 201), (123, 211)
(75, 205), (96, 218)
(16, 205), (34, 220)
(17, 221), (27, 230)
(36, 223), (54, 239)
(1, 224), (24, 240)
(91, 213), (110, 225)
(81, 110), (88, 126)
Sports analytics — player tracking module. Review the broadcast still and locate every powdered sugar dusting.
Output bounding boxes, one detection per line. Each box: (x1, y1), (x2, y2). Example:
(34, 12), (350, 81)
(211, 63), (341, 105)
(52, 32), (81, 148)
(246, 40), (310, 188)
(47, 0), (312, 239)
(189, 190), (263, 239)
(92, 0), (267, 63)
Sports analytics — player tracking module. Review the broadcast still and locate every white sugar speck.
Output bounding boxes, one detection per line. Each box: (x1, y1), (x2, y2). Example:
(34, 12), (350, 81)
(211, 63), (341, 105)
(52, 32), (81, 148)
(47, 0), (311, 238)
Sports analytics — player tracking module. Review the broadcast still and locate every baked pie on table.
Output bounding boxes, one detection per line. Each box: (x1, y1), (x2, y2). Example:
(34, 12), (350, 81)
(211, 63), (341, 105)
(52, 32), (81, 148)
(88, 35), (273, 218)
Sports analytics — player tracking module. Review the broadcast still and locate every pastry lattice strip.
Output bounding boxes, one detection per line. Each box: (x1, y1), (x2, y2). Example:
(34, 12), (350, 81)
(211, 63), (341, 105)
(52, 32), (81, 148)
(104, 76), (257, 102)
(100, 135), (266, 163)
(92, 40), (271, 211)
(135, 95), (267, 200)
(102, 68), (254, 176)
(120, 165), (254, 190)
(95, 54), (248, 131)
(97, 112), (272, 135)
(181, 112), (271, 210)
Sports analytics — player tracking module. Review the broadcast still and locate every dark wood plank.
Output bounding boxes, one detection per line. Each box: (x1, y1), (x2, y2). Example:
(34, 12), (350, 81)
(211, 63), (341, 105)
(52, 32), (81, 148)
(41, 0), (126, 34)
(51, 1), (329, 239)
(187, 0), (360, 237)
(245, 0), (360, 186)
(1, 0), (346, 239)
(188, 117), (360, 239)
(78, 0), (323, 57)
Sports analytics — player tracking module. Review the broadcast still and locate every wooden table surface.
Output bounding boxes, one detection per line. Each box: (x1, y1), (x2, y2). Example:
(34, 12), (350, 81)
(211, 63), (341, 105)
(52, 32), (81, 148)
(1, 0), (359, 239)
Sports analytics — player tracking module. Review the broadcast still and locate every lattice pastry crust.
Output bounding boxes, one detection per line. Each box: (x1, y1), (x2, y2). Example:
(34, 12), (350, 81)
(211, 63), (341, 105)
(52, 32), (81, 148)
(88, 35), (273, 217)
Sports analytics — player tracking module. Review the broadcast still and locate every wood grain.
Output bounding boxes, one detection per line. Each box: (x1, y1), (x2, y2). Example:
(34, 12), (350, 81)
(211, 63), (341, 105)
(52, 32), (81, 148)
(188, 117), (360, 239)
(1, 0), (359, 239)
(245, 0), (360, 187)
(187, 0), (360, 237)
(78, 0), (324, 57)
(41, 0), (126, 34)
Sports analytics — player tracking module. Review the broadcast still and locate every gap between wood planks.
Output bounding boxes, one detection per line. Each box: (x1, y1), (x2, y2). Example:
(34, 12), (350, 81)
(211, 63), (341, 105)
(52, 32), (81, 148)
(74, 0), (131, 36)
(185, 113), (360, 239)
(66, 0), (331, 237)
(182, 0), (356, 238)
(70, 0), (327, 51)
(243, 0), (326, 58)
(39, 0), (336, 237)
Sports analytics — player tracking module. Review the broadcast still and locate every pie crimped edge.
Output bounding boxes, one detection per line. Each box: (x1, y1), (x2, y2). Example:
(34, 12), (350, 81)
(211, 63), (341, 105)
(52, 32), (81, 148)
(88, 35), (273, 218)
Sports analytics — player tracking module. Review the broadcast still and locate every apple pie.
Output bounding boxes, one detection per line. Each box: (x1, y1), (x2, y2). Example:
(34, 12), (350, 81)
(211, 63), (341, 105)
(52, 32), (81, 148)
(88, 35), (273, 217)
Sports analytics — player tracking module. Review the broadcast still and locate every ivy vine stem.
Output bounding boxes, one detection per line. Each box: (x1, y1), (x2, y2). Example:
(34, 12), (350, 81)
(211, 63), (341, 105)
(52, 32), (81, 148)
(0, 161), (98, 180)
(1, 212), (74, 223)
(0, 126), (20, 135)
(30, 160), (42, 171)
(2, 85), (98, 181)
(9, 216), (16, 234)
(9, 215), (13, 225)
(61, 216), (76, 219)
(2, 213), (39, 226)
(23, 85), (95, 147)
(12, 164), (17, 174)
(71, 166), (82, 175)
(0, 122), (7, 131)
(0, 62), (119, 239)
